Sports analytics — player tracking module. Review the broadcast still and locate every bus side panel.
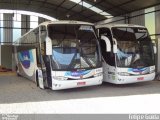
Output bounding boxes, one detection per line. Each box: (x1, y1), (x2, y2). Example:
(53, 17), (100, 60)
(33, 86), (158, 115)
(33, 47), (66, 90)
(17, 49), (37, 82)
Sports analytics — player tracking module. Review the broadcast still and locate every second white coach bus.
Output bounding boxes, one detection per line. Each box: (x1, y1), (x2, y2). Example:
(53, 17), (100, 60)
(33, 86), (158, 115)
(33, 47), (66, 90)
(14, 21), (103, 90)
(96, 24), (156, 84)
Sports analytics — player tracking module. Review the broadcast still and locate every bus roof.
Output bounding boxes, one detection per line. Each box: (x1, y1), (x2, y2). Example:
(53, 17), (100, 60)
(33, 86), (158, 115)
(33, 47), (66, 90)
(96, 24), (146, 29)
(39, 20), (94, 26)
(14, 20), (94, 44)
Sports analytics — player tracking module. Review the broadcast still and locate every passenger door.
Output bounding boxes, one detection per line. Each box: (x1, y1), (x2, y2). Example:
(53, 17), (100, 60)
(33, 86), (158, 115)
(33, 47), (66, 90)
(39, 25), (52, 88)
(98, 28), (116, 81)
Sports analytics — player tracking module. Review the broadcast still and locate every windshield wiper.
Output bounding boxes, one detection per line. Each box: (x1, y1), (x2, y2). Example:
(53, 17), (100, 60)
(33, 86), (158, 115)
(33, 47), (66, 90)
(67, 49), (79, 69)
(80, 47), (94, 68)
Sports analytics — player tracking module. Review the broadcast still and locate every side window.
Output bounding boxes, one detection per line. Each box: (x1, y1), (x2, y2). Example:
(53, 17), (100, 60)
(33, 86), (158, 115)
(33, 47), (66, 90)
(33, 27), (39, 43)
(40, 26), (47, 56)
(36, 26), (47, 67)
(32, 27), (41, 66)
(98, 28), (115, 66)
(39, 26), (48, 68)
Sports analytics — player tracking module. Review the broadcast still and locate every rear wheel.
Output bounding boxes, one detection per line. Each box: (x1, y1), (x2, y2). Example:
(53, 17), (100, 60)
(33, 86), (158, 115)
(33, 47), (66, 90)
(16, 66), (21, 77)
(37, 69), (45, 89)
(36, 70), (39, 87)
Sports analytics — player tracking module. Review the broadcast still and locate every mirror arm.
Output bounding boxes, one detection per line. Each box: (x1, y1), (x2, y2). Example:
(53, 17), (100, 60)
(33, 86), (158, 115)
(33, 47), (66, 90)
(101, 35), (111, 52)
(45, 37), (52, 55)
(152, 40), (157, 54)
(113, 38), (118, 53)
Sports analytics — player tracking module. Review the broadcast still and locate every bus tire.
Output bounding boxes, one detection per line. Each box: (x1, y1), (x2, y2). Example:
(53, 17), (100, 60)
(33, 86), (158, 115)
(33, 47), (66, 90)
(17, 72), (20, 77)
(36, 70), (39, 87)
(36, 70), (45, 89)
(16, 66), (21, 77)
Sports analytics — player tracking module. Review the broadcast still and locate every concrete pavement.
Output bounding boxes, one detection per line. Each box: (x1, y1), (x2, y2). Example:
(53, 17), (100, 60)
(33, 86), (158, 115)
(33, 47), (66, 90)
(0, 75), (160, 113)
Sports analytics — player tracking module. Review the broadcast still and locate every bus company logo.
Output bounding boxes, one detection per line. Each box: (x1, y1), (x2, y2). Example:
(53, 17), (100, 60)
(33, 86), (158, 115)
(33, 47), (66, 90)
(18, 50), (34, 69)
(2, 114), (19, 120)
(70, 72), (79, 76)
(65, 70), (91, 77)
(138, 29), (147, 33)
(79, 25), (93, 32)
(128, 68), (147, 73)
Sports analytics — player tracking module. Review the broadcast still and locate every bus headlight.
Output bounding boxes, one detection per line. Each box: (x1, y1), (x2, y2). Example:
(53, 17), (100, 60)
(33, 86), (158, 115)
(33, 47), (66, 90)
(150, 69), (155, 73)
(150, 66), (155, 73)
(94, 73), (102, 77)
(118, 72), (130, 76)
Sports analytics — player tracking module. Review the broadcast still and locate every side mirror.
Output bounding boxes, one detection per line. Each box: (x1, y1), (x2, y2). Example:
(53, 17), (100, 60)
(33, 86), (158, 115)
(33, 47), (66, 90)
(45, 37), (52, 55)
(152, 41), (157, 54)
(113, 38), (117, 53)
(113, 44), (117, 53)
(153, 46), (157, 54)
(100, 35), (111, 52)
(96, 29), (99, 38)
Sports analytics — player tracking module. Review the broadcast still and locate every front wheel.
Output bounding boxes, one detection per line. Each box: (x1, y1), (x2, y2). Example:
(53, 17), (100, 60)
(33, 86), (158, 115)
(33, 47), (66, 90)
(16, 66), (21, 77)
(36, 69), (45, 89)
(36, 70), (39, 87)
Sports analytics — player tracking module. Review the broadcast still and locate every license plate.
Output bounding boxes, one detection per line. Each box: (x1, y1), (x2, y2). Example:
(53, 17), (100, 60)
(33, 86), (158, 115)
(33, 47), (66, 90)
(77, 82), (86, 86)
(137, 77), (144, 81)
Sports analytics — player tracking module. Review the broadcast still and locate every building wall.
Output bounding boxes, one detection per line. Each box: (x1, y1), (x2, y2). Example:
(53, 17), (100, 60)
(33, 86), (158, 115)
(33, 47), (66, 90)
(3, 13), (13, 44)
(96, 9), (145, 26)
(95, 17), (125, 25)
(129, 10), (145, 26)
(0, 13), (49, 70)
(0, 45), (1, 66)
(1, 45), (12, 69)
(21, 15), (30, 35)
(155, 5), (160, 36)
(155, 5), (160, 73)
(1, 14), (13, 69)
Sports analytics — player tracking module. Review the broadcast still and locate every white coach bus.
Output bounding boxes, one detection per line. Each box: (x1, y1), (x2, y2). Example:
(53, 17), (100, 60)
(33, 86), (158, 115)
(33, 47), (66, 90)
(14, 21), (103, 90)
(96, 24), (156, 84)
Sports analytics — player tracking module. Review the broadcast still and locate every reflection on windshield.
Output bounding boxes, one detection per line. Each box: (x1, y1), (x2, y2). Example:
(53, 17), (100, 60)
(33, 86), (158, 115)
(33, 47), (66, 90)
(52, 48), (78, 69)
(112, 27), (154, 68)
(48, 24), (101, 70)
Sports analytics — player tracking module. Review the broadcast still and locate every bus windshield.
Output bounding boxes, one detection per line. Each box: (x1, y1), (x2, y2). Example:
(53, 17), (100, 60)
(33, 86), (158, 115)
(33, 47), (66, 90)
(112, 27), (154, 68)
(48, 24), (101, 70)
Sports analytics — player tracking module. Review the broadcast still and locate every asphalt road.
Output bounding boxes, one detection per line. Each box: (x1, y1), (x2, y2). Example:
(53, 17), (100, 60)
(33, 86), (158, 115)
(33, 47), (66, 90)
(0, 75), (160, 104)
